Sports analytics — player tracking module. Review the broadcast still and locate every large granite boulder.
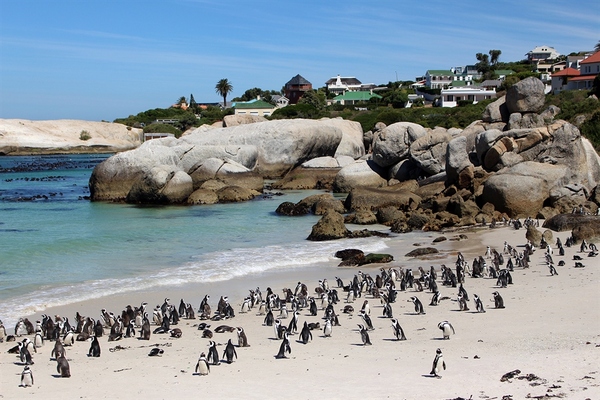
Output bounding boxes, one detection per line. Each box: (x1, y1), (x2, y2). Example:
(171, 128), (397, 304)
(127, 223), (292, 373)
(89, 145), (180, 201)
(187, 158), (264, 191)
(482, 96), (509, 123)
(307, 211), (351, 241)
(344, 186), (421, 212)
(333, 160), (387, 193)
(126, 166), (193, 204)
(409, 130), (451, 175)
(317, 118), (366, 158)
(372, 122), (427, 167)
(481, 162), (569, 218)
(445, 136), (474, 187)
(506, 77), (546, 114)
(223, 114), (267, 127)
(174, 144), (258, 171)
(187, 188), (219, 205)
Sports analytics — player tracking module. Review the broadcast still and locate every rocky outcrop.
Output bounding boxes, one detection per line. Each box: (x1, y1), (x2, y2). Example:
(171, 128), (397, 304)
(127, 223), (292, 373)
(372, 122), (427, 167)
(506, 77), (546, 114)
(344, 186), (421, 212)
(333, 160), (387, 193)
(0, 119), (142, 155)
(223, 114), (267, 127)
(307, 211), (351, 241)
(409, 130), (451, 175)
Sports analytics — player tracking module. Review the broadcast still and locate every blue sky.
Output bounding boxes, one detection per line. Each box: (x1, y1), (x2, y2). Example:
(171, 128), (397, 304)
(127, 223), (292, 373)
(0, 0), (598, 121)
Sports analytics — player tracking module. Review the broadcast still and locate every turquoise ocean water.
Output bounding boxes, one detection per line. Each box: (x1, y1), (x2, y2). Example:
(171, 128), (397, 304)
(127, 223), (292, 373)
(0, 154), (396, 327)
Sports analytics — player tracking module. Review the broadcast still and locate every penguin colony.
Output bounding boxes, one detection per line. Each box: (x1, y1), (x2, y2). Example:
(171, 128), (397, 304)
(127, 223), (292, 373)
(3, 226), (596, 387)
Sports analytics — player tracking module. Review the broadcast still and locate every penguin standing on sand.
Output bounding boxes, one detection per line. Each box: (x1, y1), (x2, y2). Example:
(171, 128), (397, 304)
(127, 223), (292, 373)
(56, 356), (71, 377)
(223, 339), (237, 364)
(140, 313), (151, 340)
(474, 294), (486, 313)
(195, 352), (210, 375)
(323, 319), (333, 337)
(207, 341), (220, 365)
(438, 321), (455, 339)
(299, 321), (312, 344)
(360, 310), (374, 330)
(88, 336), (101, 357)
(236, 327), (249, 347)
(275, 331), (291, 359)
(391, 319), (406, 341)
(410, 296), (425, 314)
(493, 291), (505, 309)
(20, 365), (34, 387)
(430, 348), (446, 378)
(34, 329), (44, 348)
(358, 324), (372, 346)
(263, 309), (274, 327)
(287, 311), (300, 334)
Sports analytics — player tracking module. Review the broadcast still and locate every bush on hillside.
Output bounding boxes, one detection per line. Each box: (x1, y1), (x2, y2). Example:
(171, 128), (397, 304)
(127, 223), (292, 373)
(143, 123), (182, 137)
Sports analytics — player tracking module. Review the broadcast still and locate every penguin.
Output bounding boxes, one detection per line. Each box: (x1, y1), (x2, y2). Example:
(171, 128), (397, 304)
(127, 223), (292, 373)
(19, 343), (34, 365)
(358, 324), (372, 346)
(438, 321), (455, 339)
(207, 341), (220, 365)
(51, 338), (66, 360)
(23, 337), (36, 354)
(222, 339), (237, 364)
(185, 303), (195, 320)
(430, 348), (446, 378)
(429, 291), (441, 306)
(15, 318), (28, 336)
(34, 330), (44, 348)
(360, 310), (374, 330)
(279, 303), (288, 319)
(62, 330), (74, 346)
(493, 291), (505, 309)
(548, 262), (558, 276)
(323, 318), (333, 338)
(236, 327), (250, 347)
(457, 292), (469, 311)
(94, 319), (103, 338)
(148, 347), (164, 357)
(391, 319), (406, 341)
(202, 329), (213, 338)
(0, 319), (6, 343)
(169, 328), (183, 338)
(263, 309), (274, 326)
(21, 365), (34, 387)
(299, 321), (313, 344)
(287, 311), (300, 334)
(382, 302), (393, 318)
(257, 300), (267, 315)
(361, 300), (370, 315)
(275, 331), (291, 359)
(140, 314), (151, 340)
(56, 356), (71, 377)
(474, 294), (486, 313)
(409, 296), (425, 315)
(194, 352), (210, 376)
(88, 336), (101, 357)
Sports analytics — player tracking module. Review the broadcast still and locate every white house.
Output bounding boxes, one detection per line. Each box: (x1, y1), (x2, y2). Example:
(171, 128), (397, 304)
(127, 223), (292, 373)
(325, 75), (362, 95)
(567, 51), (600, 91)
(440, 86), (496, 107)
(425, 70), (454, 89)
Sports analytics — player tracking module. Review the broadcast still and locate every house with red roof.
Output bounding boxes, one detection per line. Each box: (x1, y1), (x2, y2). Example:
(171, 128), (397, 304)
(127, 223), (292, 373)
(550, 51), (600, 93)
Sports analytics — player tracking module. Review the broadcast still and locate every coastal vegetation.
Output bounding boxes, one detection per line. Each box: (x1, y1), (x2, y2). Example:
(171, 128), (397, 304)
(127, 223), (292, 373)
(79, 130), (91, 141)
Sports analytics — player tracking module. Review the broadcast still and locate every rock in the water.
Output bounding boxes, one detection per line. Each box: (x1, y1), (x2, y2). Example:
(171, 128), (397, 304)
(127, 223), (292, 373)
(187, 188), (219, 205)
(275, 201), (311, 216)
(126, 166), (193, 204)
(360, 253), (394, 265)
(335, 249), (365, 266)
(216, 186), (257, 203)
(307, 211), (351, 241)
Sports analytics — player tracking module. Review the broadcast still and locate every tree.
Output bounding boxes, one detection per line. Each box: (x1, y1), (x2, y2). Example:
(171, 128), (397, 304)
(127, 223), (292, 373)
(298, 89), (325, 110)
(595, 40), (600, 53)
(189, 93), (197, 110)
(489, 49), (502, 66)
(475, 53), (491, 76)
(176, 96), (187, 105)
(215, 78), (233, 107)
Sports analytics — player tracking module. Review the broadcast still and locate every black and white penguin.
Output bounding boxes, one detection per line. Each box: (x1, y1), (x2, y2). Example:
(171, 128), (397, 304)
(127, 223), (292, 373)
(323, 318), (333, 337)
(240, 297), (251, 314)
(298, 321), (312, 344)
(0, 319), (6, 343)
(360, 310), (374, 330)
(409, 296), (425, 315)
(56, 355), (71, 377)
(263, 310), (274, 327)
(492, 291), (505, 308)
(140, 314), (151, 340)
(20, 365), (34, 387)
(287, 311), (300, 334)
(275, 331), (291, 359)
(222, 339), (237, 364)
(194, 352), (210, 376)
(457, 292), (469, 311)
(382, 302), (393, 318)
(309, 297), (318, 316)
(430, 348), (446, 378)
(438, 321), (455, 339)
(34, 329), (44, 348)
(358, 324), (372, 346)
(236, 327), (250, 347)
(62, 329), (74, 346)
(169, 328), (182, 338)
(19, 342), (34, 365)
(207, 341), (220, 365)
(148, 347), (164, 357)
(391, 319), (406, 341)
(429, 291), (441, 306)
(51, 338), (66, 360)
(93, 319), (103, 338)
(474, 294), (486, 313)
(88, 336), (101, 357)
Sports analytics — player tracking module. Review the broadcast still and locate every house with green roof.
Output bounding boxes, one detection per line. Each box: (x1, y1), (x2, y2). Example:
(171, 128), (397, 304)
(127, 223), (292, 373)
(233, 98), (276, 116)
(332, 91), (382, 105)
(425, 70), (454, 89)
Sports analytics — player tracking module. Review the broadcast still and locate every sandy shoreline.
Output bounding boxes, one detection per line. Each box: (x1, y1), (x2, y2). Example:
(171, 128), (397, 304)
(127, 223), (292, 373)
(1, 225), (599, 399)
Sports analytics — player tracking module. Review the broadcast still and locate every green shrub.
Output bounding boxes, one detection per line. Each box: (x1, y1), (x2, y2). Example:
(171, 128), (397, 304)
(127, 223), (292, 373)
(143, 123), (182, 137)
(79, 130), (92, 141)
(580, 111), (600, 152)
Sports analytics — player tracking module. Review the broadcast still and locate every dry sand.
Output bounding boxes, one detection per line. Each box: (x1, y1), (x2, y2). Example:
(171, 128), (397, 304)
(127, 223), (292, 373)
(1, 225), (599, 399)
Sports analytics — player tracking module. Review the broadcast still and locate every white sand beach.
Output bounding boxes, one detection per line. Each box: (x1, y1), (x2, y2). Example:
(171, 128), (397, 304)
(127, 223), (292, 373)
(1, 225), (599, 400)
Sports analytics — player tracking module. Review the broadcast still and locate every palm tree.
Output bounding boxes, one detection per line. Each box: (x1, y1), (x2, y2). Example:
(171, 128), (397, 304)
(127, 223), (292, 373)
(215, 79), (233, 108)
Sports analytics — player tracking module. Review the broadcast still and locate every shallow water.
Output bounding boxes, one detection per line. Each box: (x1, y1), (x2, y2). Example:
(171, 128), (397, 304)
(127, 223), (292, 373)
(0, 154), (395, 327)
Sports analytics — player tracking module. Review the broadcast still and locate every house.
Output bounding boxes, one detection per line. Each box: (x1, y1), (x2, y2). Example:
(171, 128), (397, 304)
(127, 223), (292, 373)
(451, 65), (480, 85)
(284, 74), (312, 104)
(550, 68), (581, 94)
(527, 46), (562, 74)
(325, 75), (362, 95)
(493, 70), (515, 80)
(567, 51), (600, 91)
(425, 70), (454, 89)
(233, 99), (276, 116)
(440, 86), (496, 107)
(331, 91), (382, 105)
(271, 95), (289, 108)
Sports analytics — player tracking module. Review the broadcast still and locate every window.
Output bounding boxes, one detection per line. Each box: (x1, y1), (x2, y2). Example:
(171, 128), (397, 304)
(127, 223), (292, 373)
(446, 95), (454, 101)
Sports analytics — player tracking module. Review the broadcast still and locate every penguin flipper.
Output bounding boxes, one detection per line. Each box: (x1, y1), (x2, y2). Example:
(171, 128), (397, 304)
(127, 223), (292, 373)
(443, 361), (446, 370)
